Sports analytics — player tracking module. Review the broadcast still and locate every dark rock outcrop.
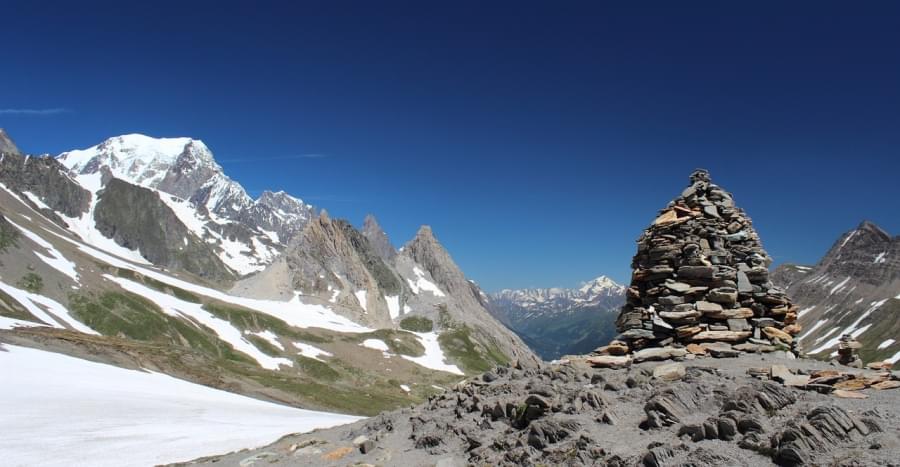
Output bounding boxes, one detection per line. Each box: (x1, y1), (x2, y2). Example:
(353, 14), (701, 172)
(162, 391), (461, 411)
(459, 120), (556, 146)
(0, 152), (91, 221)
(362, 214), (397, 262)
(94, 178), (235, 282)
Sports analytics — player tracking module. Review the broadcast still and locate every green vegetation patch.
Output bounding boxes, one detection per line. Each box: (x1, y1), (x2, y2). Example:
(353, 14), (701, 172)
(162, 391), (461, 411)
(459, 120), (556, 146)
(69, 291), (252, 364)
(399, 315), (434, 333)
(246, 334), (283, 357)
(438, 324), (509, 374)
(0, 216), (19, 254)
(295, 355), (340, 381)
(17, 272), (43, 293)
(348, 329), (425, 357)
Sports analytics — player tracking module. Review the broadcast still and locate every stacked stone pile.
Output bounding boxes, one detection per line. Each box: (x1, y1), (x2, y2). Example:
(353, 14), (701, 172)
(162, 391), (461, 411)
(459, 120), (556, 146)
(835, 334), (863, 368)
(612, 169), (800, 355)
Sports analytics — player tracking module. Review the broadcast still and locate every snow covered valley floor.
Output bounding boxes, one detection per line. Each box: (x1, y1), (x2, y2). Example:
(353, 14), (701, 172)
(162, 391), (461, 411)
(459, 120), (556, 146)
(0, 344), (361, 467)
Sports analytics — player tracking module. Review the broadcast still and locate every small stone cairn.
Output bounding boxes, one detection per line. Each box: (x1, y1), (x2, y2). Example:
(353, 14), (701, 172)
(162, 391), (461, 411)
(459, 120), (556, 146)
(598, 169), (800, 363)
(835, 334), (863, 368)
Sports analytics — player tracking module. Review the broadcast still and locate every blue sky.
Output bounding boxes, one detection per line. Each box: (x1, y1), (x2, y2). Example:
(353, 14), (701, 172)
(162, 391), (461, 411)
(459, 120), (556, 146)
(2, 1), (898, 291)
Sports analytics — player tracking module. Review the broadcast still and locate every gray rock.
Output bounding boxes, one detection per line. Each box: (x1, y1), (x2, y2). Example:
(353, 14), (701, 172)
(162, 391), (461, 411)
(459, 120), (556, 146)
(707, 287), (738, 305)
(664, 281), (692, 293)
(736, 271), (753, 293)
(653, 362), (686, 381)
(353, 435), (375, 454)
(633, 347), (687, 362)
(696, 301), (723, 313)
(727, 319), (751, 332)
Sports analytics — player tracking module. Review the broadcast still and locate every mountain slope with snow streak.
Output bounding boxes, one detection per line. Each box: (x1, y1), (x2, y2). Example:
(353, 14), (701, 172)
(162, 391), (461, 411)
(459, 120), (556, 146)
(772, 221), (900, 363)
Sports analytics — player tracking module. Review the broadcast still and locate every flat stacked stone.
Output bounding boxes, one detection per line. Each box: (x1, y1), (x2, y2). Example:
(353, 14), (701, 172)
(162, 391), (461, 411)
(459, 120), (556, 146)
(614, 169), (800, 355)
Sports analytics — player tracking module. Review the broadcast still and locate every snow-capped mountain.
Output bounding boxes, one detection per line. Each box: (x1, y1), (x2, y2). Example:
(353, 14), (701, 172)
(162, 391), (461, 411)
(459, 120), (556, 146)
(57, 134), (315, 275)
(488, 276), (625, 360)
(492, 275), (624, 315)
(772, 221), (900, 364)
(0, 127), (535, 447)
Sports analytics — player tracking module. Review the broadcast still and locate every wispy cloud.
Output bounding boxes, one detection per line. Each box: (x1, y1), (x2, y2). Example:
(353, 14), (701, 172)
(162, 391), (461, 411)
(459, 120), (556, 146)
(219, 153), (329, 163)
(0, 108), (71, 115)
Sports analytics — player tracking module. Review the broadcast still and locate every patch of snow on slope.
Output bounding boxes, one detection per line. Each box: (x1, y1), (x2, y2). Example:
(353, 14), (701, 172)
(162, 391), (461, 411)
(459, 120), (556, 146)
(0, 344), (360, 467)
(798, 319), (827, 341)
(874, 252), (887, 264)
(0, 315), (44, 331)
(407, 267), (446, 297)
(294, 342), (332, 361)
(362, 339), (389, 352)
(841, 230), (857, 247)
(401, 332), (464, 375)
(808, 299), (888, 354)
(829, 276), (852, 295)
(888, 350), (900, 365)
(107, 275), (292, 370)
(158, 194), (208, 239)
(21, 190), (51, 211)
(385, 295), (400, 319)
(45, 228), (371, 333)
(797, 306), (816, 319)
(217, 236), (263, 275)
(877, 339), (895, 350)
(6, 217), (78, 283)
(355, 290), (368, 313)
(0, 281), (96, 334)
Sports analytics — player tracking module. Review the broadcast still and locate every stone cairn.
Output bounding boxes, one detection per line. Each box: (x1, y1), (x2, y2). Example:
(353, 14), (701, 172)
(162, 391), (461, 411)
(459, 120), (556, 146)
(835, 334), (863, 368)
(609, 169), (801, 357)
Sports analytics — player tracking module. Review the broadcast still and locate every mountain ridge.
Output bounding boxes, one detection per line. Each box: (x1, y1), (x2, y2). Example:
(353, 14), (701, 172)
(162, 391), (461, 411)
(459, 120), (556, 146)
(488, 275), (625, 360)
(771, 220), (900, 364)
(0, 129), (536, 428)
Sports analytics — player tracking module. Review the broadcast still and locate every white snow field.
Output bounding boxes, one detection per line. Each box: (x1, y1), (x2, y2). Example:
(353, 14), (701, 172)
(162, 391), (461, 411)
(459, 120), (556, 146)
(0, 344), (361, 467)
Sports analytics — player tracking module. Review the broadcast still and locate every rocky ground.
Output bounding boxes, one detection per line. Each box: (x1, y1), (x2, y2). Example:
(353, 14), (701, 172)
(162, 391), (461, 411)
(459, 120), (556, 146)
(177, 354), (900, 467)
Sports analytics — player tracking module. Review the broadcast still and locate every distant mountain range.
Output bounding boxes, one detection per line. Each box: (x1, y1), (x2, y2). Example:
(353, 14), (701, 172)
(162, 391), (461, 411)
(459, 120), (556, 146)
(772, 221), (899, 364)
(488, 276), (625, 360)
(0, 129), (537, 428)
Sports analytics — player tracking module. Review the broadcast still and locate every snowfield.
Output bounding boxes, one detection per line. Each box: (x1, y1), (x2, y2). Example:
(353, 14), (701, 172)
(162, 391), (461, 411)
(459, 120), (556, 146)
(0, 344), (361, 467)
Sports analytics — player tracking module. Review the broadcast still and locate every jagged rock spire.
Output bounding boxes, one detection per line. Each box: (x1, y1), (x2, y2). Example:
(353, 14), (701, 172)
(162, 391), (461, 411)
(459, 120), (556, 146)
(362, 214), (397, 261)
(0, 128), (22, 156)
(613, 169), (800, 354)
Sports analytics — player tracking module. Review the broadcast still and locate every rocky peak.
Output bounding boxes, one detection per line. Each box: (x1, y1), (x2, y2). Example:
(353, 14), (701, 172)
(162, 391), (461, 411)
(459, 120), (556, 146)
(362, 214), (396, 261)
(578, 275), (624, 297)
(817, 221), (897, 275)
(258, 190), (308, 211)
(403, 226), (461, 294)
(0, 128), (21, 156)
